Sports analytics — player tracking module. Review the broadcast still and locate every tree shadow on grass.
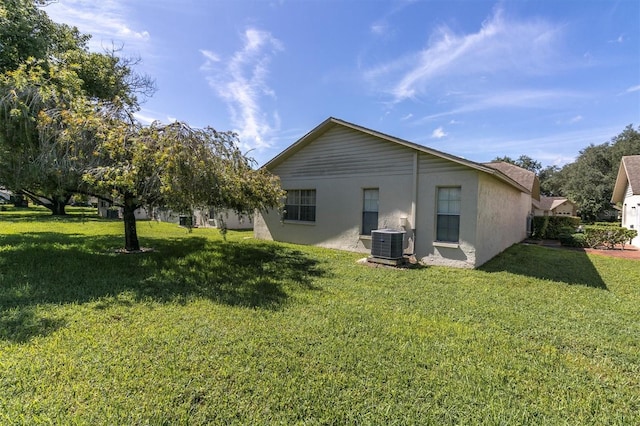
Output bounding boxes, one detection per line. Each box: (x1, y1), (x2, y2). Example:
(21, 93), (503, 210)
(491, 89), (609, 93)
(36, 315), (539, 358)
(479, 243), (607, 290)
(0, 232), (326, 343)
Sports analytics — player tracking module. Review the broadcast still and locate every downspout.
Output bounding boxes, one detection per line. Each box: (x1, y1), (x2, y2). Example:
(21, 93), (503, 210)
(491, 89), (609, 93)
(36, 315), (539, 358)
(410, 151), (418, 255)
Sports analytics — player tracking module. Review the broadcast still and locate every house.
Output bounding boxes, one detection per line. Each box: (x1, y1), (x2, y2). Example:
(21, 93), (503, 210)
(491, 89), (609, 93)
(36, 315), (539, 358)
(482, 161), (540, 232)
(611, 155), (640, 247)
(97, 199), (150, 220)
(0, 188), (11, 204)
(254, 117), (534, 268)
(154, 207), (253, 230)
(534, 196), (577, 217)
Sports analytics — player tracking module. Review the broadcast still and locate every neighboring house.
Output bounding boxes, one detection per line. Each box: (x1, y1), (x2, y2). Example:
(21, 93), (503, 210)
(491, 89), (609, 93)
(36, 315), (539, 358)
(254, 117), (534, 268)
(534, 196), (577, 217)
(611, 155), (640, 247)
(0, 188), (11, 204)
(154, 207), (253, 230)
(97, 199), (150, 220)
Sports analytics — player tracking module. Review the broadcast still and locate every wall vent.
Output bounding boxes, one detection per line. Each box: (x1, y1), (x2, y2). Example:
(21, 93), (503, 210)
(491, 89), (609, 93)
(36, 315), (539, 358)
(371, 229), (404, 259)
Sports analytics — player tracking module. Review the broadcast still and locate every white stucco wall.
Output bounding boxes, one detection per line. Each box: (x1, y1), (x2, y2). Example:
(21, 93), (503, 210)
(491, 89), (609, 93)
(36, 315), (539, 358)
(473, 174), (530, 267)
(621, 194), (640, 247)
(414, 167), (480, 269)
(254, 173), (414, 254)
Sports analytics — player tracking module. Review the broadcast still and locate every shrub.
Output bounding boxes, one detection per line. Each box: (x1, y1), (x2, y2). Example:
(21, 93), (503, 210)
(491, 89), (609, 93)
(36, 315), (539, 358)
(559, 232), (587, 248)
(532, 216), (581, 239)
(582, 225), (638, 250)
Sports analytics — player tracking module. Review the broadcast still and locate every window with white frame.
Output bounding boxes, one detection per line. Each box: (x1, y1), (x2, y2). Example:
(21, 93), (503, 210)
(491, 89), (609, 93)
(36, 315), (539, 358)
(284, 189), (316, 222)
(436, 187), (461, 242)
(362, 188), (379, 235)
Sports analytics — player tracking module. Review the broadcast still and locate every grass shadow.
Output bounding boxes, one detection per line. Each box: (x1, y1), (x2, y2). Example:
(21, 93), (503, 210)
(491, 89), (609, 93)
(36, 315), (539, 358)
(480, 243), (607, 290)
(0, 232), (326, 343)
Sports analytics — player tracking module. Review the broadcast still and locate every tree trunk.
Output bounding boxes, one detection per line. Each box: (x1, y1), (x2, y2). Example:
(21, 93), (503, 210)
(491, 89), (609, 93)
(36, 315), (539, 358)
(123, 193), (140, 252)
(50, 197), (67, 215)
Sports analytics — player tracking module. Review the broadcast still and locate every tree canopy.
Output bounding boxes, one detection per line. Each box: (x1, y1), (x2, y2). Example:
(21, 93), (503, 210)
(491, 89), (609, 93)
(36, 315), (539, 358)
(497, 125), (640, 220)
(559, 124), (640, 220)
(83, 121), (284, 251)
(1, 0), (283, 251)
(492, 154), (542, 174)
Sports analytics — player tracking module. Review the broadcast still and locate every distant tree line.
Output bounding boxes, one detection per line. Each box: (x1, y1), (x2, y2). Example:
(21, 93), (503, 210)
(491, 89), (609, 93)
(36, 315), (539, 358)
(493, 125), (640, 221)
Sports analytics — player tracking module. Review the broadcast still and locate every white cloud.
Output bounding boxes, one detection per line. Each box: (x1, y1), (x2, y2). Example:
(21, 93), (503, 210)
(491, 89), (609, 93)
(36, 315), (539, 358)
(569, 115), (583, 124)
(134, 109), (175, 125)
(431, 126), (447, 139)
(199, 50), (221, 68)
(364, 7), (563, 104)
(133, 111), (157, 125)
(201, 28), (283, 151)
(447, 125), (624, 166)
(608, 34), (625, 43)
(371, 22), (388, 36)
(43, 0), (151, 56)
(419, 89), (584, 122)
(626, 85), (640, 93)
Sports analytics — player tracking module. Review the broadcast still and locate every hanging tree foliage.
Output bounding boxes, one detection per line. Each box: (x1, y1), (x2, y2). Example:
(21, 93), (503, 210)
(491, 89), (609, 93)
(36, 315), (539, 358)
(0, 0), (154, 214)
(81, 120), (284, 252)
(2, 0), (283, 251)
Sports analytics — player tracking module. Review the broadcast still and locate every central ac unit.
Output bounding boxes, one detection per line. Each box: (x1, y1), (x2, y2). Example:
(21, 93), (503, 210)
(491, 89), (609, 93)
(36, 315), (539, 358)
(371, 229), (404, 259)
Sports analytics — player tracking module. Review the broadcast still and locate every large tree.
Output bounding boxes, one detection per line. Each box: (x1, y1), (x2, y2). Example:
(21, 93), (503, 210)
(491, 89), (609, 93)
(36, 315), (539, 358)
(82, 120), (284, 251)
(0, 0), (154, 214)
(538, 165), (563, 197)
(0, 0), (88, 74)
(559, 125), (640, 220)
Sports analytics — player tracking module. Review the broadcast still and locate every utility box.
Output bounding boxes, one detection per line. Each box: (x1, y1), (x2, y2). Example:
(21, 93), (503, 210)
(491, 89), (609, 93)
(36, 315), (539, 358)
(371, 229), (404, 259)
(179, 216), (193, 227)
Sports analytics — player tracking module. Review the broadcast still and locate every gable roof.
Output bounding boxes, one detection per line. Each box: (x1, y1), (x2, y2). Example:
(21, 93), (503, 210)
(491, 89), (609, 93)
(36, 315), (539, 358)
(483, 161), (537, 192)
(611, 155), (640, 203)
(538, 196), (573, 211)
(264, 117), (530, 194)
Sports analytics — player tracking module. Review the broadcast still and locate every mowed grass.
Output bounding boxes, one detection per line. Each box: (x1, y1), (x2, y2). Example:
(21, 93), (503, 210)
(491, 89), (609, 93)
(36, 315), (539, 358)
(0, 208), (639, 424)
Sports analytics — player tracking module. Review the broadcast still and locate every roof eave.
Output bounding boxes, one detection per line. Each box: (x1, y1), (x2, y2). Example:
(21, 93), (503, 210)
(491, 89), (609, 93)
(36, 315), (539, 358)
(262, 117), (530, 194)
(611, 159), (629, 203)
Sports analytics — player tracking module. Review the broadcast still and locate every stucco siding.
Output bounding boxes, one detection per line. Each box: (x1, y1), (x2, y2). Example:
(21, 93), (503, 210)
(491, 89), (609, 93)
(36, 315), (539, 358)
(254, 174), (414, 253)
(414, 164), (480, 268)
(474, 173), (529, 267)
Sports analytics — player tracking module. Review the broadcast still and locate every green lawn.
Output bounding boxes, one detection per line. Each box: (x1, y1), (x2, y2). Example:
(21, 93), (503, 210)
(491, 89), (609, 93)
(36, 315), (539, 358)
(1, 208), (639, 424)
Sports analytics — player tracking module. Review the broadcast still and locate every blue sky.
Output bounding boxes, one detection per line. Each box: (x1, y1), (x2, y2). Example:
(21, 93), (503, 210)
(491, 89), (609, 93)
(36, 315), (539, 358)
(44, 0), (639, 167)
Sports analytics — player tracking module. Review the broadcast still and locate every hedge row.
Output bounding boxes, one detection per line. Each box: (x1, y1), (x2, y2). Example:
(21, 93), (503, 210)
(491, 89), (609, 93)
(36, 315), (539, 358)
(531, 216), (581, 239)
(532, 216), (637, 249)
(579, 225), (637, 250)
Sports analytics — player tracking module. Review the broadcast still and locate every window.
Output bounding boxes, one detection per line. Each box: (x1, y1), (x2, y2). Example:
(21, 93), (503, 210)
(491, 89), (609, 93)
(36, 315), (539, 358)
(284, 189), (316, 222)
(362, 188), (379, 235)
(436, 187), (461, 242)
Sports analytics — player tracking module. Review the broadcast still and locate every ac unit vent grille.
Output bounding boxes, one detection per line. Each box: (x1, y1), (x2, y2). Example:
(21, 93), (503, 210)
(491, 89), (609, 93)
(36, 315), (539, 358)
(371, 229), (404, 259)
